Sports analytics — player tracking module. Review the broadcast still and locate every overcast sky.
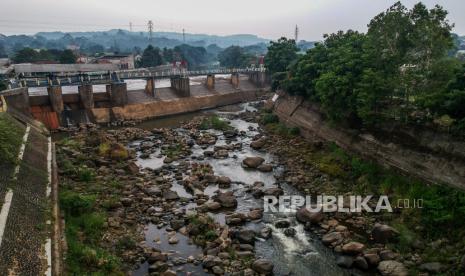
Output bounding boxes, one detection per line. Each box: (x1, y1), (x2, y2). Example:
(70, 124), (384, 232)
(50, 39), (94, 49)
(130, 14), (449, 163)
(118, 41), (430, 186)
(1, 0), (464, 40)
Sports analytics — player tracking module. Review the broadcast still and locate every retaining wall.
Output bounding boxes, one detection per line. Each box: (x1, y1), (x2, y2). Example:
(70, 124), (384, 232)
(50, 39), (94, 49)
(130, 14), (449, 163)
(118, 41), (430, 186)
(271, 93), (465, 190)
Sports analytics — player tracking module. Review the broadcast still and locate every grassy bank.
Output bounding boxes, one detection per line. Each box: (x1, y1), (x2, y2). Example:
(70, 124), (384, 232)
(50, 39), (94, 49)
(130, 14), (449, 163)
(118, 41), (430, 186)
(0, 113), (25, 164)
(57, 137), (131, 275)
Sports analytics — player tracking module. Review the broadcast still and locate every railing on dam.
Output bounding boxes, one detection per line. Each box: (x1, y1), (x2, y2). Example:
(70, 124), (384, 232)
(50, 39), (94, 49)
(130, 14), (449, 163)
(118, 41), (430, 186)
(8, 67), (266, 88)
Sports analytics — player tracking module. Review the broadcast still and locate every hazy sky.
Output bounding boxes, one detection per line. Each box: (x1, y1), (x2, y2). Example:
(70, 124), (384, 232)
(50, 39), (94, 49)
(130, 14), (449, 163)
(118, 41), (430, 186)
(1, 0), (464, 40)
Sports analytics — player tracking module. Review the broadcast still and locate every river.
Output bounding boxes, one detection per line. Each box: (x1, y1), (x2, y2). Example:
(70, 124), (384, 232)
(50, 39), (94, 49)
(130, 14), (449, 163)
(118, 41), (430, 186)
(127, 102), (353, 275)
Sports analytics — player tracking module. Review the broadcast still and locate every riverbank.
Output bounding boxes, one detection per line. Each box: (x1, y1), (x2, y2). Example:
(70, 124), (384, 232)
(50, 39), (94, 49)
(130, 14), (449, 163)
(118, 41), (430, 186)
(56, 100), (465, 275)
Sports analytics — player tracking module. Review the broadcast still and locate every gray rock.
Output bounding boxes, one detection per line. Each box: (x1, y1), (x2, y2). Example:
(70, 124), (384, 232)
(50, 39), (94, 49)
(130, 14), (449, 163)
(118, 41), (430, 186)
(148, 261), (168, 273)
(322, 232), (343, 245)
(213, 191), (237, 208)
(284, 228), (297, 237)
(296, 207), (324, 224)
(242, 157), (265, 168)
(275, 220), (290, 228)
(257, 164), (273, 172)
(217, 176), (232, 187)
(377, 260), (408, 276)
(234, 229), (256, 244)
(379, 250), (397, 261)
(364, 253), (381, 267)
(336, 256), (353, 268)
(250, 138), (266, 150)
(203, 255), (222, 268)
(372, 223), (399, 244)
(259, 227), (272, 239)
(212, 265), (224, 275)
(354, 256), (369, 270)
(170, 219), (185, 230)
(163, 190), (179, 200)
(252, 259), (274, 275)
(341, 242), (365, 255)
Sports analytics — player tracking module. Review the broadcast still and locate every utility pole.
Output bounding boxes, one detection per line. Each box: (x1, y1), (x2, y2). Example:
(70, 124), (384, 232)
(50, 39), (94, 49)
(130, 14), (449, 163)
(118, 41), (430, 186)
(148, 20), (154, 44)
(182, 28), (186, 43)
(129, 22), (133, 32)
(294, 25), (299, 43)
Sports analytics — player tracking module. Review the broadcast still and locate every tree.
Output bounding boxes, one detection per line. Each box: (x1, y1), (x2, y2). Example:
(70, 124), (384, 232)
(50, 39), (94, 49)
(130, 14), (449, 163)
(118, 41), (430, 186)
(173, 44), (208, 69)
(140, 45), (163, 68)
(218, 46), (252, 68)
(59, 49), (76, 64)
(265, 37), (299, 74)
(13, 48), (40, 63)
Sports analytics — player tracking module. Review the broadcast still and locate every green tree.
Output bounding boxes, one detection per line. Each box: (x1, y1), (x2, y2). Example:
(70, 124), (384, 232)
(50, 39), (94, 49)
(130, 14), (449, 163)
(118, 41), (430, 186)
(59, 49), (76, 64)
(173, 44), (208, 69)
(13, 47), (40, 63)
(140, 45), (163, 68)
(265, 37), (299, 74)
(218, 46), (252, 68)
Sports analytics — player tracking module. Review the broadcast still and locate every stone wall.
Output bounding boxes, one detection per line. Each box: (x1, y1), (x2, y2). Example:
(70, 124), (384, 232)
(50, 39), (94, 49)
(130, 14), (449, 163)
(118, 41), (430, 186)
(92, 89), (265, 123)
(271, 93), (465, 189)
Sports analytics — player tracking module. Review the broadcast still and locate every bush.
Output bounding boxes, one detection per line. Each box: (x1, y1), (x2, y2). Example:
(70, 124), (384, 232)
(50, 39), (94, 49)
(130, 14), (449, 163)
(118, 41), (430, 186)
(77, 166), (95, 182)
(199, 115), (232, 131)
(60, 190), (96, 216)
(262, 113), (279, 125)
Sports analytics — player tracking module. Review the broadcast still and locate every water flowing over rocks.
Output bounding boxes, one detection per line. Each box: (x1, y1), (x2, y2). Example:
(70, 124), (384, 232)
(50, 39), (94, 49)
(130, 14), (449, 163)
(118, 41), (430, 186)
(55, 100), (440, 275)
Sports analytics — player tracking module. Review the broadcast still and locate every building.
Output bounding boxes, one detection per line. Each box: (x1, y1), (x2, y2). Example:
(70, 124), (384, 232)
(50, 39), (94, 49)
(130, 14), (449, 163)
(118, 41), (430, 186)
(95, 54), (135, 70)
(13, 63), (119, 77)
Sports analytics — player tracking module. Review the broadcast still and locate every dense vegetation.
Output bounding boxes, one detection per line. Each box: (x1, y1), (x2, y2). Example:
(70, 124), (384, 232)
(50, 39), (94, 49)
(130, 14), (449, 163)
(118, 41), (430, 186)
(13, 47), (76, 64)
(270, 2), (465, 133)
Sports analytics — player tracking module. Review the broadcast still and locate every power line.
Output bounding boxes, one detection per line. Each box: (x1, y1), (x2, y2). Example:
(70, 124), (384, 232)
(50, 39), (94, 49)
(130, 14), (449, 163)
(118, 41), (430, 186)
(182, 28), (186, 43)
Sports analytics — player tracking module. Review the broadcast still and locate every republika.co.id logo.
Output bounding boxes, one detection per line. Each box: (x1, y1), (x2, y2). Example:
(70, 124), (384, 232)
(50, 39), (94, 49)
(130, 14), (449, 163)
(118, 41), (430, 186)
(263, 195), (423, 213)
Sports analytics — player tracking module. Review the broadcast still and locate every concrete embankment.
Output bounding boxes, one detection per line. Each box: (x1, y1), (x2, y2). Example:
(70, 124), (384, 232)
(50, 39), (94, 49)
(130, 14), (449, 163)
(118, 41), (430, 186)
(0, 112), (61, 275)
(270, 93), (465, 189)
(91, 89), (266, 123)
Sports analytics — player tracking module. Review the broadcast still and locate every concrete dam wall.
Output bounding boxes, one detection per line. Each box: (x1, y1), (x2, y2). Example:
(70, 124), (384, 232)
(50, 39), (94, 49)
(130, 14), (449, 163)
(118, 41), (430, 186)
(92, 89), (266, 123)
(270, 93), (465, 190)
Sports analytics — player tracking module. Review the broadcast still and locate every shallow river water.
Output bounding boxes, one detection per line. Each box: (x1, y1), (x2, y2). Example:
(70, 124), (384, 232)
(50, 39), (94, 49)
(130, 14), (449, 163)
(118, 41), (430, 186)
(130, 103), (352, 276)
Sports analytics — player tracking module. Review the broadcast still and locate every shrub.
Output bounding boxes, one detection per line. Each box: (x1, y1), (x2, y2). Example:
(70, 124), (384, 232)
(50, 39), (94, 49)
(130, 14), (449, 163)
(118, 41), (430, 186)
(199, 115), (232, 131)
(262, 113), (279, 125)
(60, 190), (95, 216)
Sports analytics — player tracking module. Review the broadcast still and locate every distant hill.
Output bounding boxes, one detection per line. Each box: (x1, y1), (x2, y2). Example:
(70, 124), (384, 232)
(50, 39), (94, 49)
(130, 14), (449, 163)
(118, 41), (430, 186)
(0, 29), (316, 58)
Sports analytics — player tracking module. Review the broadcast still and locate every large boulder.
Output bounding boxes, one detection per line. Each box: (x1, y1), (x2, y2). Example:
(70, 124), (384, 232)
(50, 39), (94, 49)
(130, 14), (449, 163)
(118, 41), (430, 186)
(257, 164), (273, 172)
(341, 242), (365, 255)
(371, 223), (399, 244)
(163, 190), (179, 200)
(377, 261), (408, 276)
(250, 138), (266, 150)
(322, 232), (343, 245)
(242, 157), (265, 168)
(296, 207), (324, 224)
(234, 229), (256, 244)
(217, 176), (232, 187)
(213, 191), (237, 208)
(252, 259), (274, 275)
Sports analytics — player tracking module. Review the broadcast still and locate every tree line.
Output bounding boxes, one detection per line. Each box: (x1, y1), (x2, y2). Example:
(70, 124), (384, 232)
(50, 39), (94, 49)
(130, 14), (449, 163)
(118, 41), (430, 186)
(12, 48), (77, 64)
(266, 2), (465, 134)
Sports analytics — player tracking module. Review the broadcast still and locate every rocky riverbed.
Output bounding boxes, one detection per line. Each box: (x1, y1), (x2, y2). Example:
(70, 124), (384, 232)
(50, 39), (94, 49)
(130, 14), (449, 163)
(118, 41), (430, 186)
(57, 100), (464, 275)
